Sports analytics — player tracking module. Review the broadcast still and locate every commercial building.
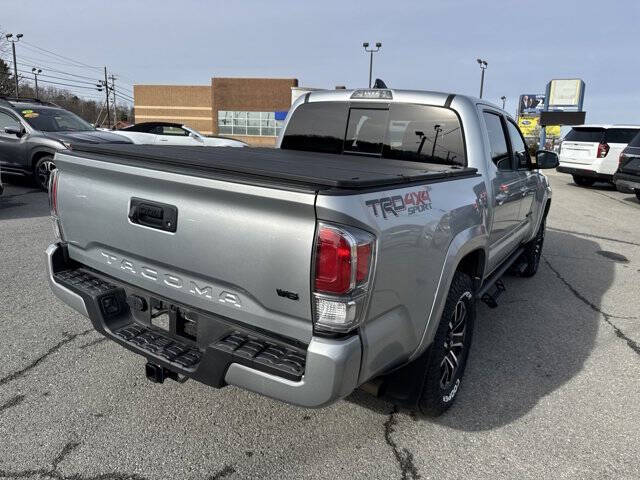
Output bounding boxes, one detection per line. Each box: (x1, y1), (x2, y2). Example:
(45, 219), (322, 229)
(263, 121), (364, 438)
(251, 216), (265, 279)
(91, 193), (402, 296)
(133, 77), (298, 146)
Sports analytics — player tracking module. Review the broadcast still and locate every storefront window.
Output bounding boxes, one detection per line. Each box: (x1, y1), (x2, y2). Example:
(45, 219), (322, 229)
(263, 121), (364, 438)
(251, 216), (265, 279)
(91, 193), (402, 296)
(218, 111), (286, 136)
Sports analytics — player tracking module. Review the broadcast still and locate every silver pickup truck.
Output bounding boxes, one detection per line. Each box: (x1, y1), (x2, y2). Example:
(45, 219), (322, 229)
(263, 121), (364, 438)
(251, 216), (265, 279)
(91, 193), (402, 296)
(46, 88), (558, 415)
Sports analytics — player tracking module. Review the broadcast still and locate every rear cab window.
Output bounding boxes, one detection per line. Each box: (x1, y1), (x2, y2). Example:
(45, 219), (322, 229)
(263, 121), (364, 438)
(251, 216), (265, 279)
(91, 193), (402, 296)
(281, 101), (466, 167)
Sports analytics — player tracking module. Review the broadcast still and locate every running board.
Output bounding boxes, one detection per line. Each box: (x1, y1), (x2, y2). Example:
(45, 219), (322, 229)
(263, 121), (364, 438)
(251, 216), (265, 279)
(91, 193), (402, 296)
(476, 247), (523, 308)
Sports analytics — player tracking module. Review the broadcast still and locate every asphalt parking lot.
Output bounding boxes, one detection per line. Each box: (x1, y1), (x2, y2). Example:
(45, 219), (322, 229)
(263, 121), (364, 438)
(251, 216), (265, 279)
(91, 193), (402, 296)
(0, 170), (638, 480)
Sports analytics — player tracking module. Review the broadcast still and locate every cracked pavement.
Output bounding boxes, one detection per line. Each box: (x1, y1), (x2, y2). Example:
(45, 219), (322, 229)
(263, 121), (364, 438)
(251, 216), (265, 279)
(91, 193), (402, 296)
(0, 170), (638, 479)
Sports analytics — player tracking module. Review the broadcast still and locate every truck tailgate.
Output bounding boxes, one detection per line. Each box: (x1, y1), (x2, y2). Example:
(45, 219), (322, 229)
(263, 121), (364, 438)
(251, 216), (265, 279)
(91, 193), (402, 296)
(54, 151), (317, 344)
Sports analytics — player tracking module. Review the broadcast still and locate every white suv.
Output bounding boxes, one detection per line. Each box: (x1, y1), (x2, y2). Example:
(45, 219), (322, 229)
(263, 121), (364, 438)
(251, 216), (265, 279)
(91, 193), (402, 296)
(557, 125), (640, 186)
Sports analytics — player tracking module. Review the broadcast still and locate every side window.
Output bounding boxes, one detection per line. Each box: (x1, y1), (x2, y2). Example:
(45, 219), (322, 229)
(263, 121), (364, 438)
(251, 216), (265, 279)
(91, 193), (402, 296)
(483, 111), (511, 170)
(506, 120), (530, 169)
(0, 111), (21, 132)
(160, 126), (189, 136)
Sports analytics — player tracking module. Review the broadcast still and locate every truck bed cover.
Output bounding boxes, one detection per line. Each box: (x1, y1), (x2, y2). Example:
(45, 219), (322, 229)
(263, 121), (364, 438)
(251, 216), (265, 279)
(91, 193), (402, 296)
(69, 144), (477, 191)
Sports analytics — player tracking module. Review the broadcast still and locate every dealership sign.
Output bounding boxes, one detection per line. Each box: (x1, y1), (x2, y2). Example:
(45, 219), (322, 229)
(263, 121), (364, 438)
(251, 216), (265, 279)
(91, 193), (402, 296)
(546, 79), (585, 110)
(518, 115), (561, 139)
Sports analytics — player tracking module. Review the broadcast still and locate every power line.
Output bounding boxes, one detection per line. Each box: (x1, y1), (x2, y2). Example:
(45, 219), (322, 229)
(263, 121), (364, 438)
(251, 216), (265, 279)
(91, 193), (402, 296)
(14, 68), (101, 87)
(20, 40), (101, 70)
(1, 55), (103, 82)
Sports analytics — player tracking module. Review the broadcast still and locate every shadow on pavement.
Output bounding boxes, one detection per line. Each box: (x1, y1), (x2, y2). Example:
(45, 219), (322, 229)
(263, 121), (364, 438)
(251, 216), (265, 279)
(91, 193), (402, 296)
(0, 176), (48, 221)
(347, 230), (607, 431)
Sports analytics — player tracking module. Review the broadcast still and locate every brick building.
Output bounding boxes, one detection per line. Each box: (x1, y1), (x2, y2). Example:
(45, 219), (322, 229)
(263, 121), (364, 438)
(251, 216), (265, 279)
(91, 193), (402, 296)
(133, 77), (298, 146)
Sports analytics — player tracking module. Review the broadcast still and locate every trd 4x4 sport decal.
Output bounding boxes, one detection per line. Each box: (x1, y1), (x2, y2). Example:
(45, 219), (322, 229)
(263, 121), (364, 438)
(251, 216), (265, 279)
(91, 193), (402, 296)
(365, 188), (433, 219)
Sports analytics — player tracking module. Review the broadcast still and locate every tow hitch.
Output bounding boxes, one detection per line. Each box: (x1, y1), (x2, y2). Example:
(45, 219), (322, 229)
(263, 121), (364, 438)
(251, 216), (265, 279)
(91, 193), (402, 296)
(145, 362), (187, 384)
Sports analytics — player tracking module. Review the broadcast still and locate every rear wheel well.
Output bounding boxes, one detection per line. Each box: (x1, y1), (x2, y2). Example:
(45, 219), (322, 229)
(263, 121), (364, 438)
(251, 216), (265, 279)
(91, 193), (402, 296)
(31, 151), (54, 170)
(457, 249), (485, 290)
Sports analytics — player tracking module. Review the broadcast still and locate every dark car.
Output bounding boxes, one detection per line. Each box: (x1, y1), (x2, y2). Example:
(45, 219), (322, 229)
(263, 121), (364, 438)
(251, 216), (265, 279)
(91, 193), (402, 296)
(0, 97), (132, 190)
(614, 131), (640, 202)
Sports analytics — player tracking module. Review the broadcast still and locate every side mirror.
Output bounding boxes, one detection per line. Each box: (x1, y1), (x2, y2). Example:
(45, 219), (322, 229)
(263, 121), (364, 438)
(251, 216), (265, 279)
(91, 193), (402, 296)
(534, 150), (559, 169)
(189, 132), (202, 140)
(4, 126), (24, 137)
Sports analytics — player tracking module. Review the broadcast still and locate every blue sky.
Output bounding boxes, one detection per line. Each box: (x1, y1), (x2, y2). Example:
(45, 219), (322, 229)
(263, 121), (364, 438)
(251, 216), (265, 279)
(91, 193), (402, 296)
(2, 0), (639, 123)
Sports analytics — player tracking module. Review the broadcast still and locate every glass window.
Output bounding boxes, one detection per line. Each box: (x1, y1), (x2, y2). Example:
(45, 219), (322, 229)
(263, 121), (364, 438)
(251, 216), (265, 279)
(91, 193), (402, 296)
(628, 131), (640, 148)
(280, 102), (349, 153)
(506, 120), (530, 169)
(564, 128), (604, 143)
(0, 111), (20, 131)
(344, 108), (387, 156)
(605, 128), (640, 144)
(281, 102), (467, 166)
(217, 110), (285, 136)
(483, 112), (510, 169)
(20, 107), (94, 132)
(160, 126), (189, 136)
(383, 104), (465, 166)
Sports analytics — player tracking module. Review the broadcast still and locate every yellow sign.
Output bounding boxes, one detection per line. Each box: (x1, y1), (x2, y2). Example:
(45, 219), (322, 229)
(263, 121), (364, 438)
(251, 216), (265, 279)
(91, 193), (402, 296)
(518, 115), (560, 138)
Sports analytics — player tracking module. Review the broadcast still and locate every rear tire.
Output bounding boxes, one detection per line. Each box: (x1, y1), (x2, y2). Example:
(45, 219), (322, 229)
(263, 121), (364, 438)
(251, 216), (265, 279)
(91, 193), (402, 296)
(417, 271), (475, 417)
(516, 217), (546, 278)
(635, 190), (640, 202)
(572, 175), (595, 187)
(33, 155), (56, 191)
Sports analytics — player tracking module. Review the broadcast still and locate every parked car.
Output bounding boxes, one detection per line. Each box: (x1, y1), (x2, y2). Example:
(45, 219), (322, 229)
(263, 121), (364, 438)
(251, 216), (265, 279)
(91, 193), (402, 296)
(115, 122), (247, 147)
(0, 97), (132, 190)
(46, 87), (556, 415)
(557, 125), (640, 186)
(614, 130), (640, 202)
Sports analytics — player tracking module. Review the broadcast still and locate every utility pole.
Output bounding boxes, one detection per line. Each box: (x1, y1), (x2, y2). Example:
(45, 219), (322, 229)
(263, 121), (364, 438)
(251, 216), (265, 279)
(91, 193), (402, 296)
(32, 68), (42, 99)
(431, 124), (442, 159)
(362, 42), (382, 88)
(109, 74), (117, 128)
(5, 33), (23, 97)
(102, 67), (111, 128)
(476, 58), (488, 99)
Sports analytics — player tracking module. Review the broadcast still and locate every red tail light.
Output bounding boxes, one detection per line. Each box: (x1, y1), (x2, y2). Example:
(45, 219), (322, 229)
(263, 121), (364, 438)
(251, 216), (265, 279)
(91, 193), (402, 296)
(619, 153), (626, 167)
(312, 223), (375, 333)
(597, 142), (609, 158)
(315, 227), (353, 294)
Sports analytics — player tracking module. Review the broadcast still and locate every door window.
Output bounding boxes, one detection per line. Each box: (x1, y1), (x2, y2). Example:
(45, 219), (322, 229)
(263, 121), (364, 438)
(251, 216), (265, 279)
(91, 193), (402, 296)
(0, 111), (21, 133)
(483, 111), (511, 170)
(158, 125), (189, 136)
(506, 120), (530, 169)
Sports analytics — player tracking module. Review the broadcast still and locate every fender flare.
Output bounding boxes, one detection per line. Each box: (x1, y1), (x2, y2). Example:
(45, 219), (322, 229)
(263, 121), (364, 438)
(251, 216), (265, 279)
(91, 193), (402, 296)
(407, 225), (488, 362)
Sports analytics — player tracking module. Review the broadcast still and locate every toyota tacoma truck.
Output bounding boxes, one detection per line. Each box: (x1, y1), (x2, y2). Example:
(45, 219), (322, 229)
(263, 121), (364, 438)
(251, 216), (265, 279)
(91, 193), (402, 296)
(46, 87), (557, 415)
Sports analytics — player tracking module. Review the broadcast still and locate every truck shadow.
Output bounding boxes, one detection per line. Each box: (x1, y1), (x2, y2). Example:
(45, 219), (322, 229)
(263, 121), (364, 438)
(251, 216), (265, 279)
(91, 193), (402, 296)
(0, 177), (48, 221)
(347, 229), (608, 431)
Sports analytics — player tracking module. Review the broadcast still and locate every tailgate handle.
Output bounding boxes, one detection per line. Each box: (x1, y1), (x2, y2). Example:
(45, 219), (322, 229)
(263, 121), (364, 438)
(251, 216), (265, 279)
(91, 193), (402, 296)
(128, 198), (178, 233)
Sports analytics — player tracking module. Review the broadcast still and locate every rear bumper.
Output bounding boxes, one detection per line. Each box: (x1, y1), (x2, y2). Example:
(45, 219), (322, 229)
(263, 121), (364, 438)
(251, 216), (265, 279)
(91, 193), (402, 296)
(613, 172), (640, 192)
(46, 242), (361, 408)
(556, 165), (613, 182)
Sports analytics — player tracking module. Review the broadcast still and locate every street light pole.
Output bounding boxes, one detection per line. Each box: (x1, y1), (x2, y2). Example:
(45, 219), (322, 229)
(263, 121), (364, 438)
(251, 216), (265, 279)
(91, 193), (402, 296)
(32, 68), (42, 99)
(363, 42), (382, 88)
(500, 95), (506, 109)
(476, 58), (488, 99)
(6, 33), (23, 97)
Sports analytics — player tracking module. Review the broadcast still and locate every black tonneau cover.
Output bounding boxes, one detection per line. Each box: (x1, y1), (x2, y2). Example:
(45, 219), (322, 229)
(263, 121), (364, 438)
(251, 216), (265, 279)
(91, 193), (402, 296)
(69, 144), (477, 190)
